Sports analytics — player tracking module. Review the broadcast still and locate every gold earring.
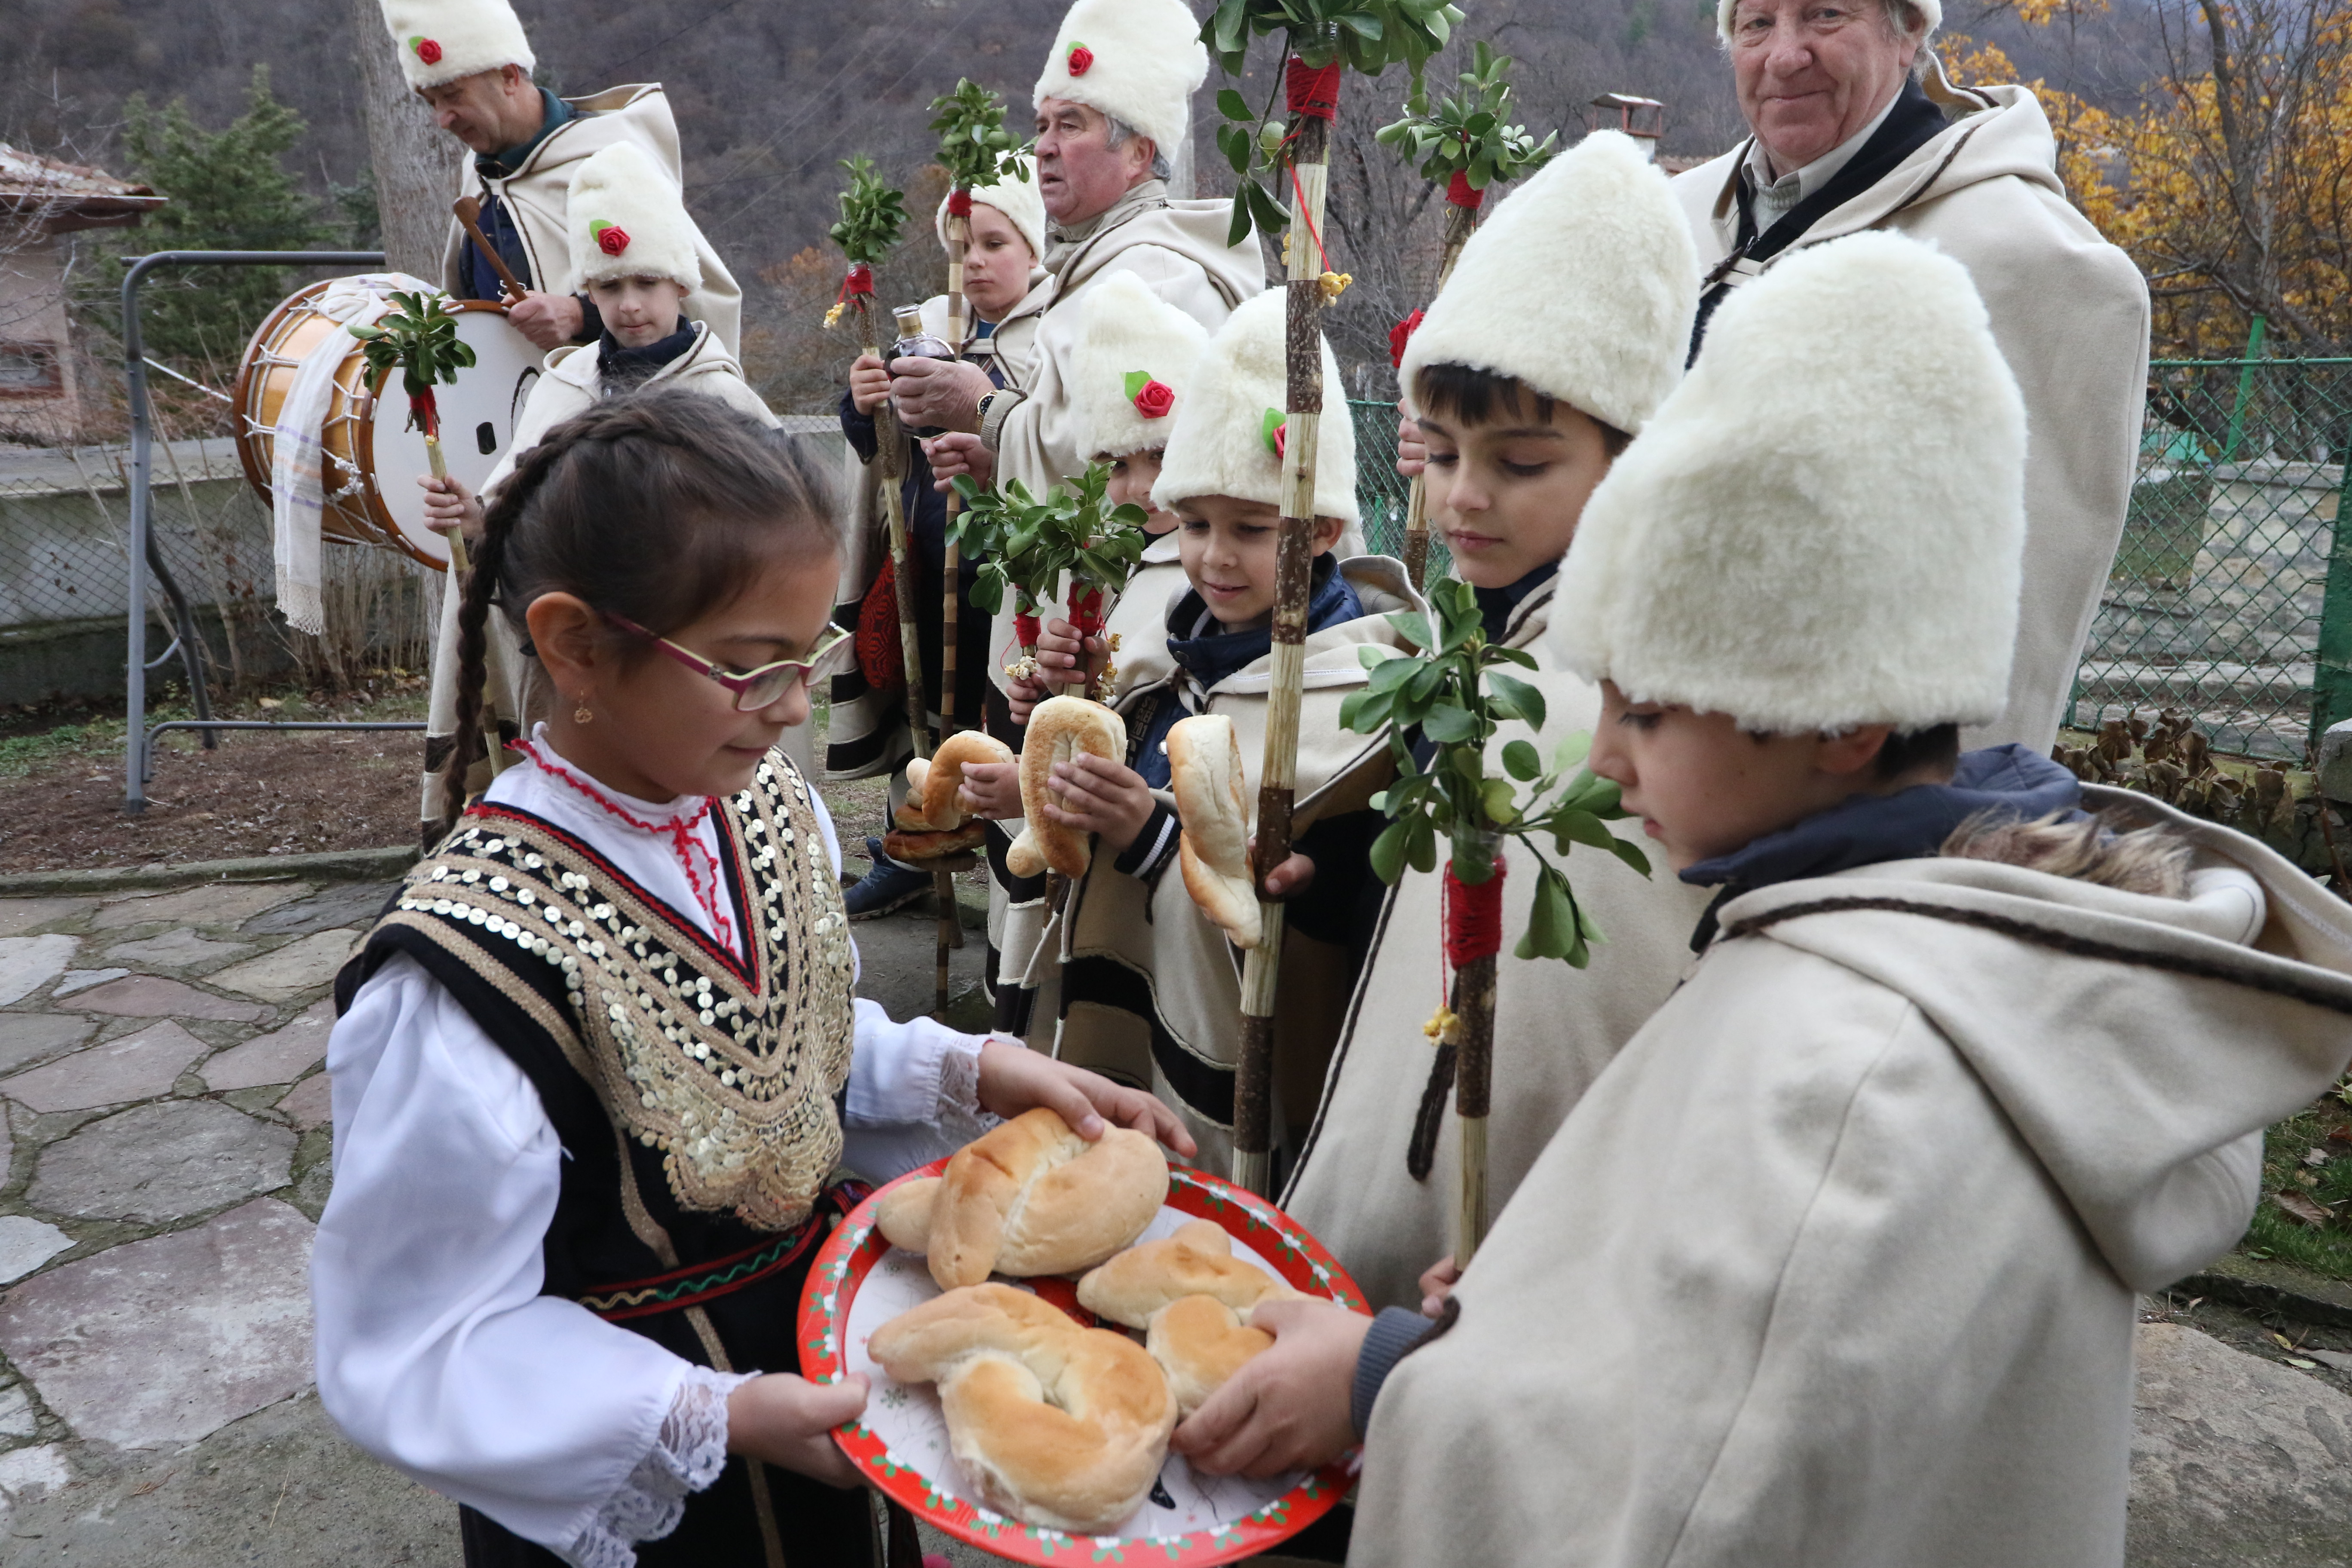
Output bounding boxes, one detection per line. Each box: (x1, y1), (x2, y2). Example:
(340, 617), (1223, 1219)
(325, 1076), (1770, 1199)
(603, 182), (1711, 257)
(573, 698), (593, 725)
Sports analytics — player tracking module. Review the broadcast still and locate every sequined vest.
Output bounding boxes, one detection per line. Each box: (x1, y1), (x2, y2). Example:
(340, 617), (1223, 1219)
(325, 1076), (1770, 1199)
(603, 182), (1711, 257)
(337, 750), (856, 1376)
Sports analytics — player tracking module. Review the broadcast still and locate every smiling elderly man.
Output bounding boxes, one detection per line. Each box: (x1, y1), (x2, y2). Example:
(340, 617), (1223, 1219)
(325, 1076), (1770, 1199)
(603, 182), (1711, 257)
(891, 0), (1263, 517)
(1675, 0), (2148, 751)
(378, 0), (740, 353)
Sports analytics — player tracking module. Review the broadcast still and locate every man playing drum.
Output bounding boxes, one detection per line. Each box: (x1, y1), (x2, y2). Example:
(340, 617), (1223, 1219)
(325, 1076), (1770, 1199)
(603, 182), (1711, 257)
(377, 0), (741, 354)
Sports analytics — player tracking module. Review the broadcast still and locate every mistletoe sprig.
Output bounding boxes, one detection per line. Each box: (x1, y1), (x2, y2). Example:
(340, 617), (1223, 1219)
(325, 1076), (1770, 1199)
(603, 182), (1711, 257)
(349, 291), (475, 435)
(946, 462), (1149, 619)
(1203, 0), (1464, 245)
(827, 155), (907, 266)
(1375, 41), (1556, 196)
(928, 79), (1032, 193)
(1341, 576), (1650, 965)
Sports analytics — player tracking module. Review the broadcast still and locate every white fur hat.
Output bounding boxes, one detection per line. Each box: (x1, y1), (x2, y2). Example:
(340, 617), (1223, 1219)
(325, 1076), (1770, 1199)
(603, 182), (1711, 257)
(378, 0), (534, 92)
(1033, 0), (1207, 159)
(1071, 271), (1209, 460)
(1717, 0), (1939, 40)
(1153, 290), (1358, 525)
(567, 143), (699, 292)
(1400, 131), (1697, 437)
(934, 166), (1048, 269)
(1547, 230), (2023, 733)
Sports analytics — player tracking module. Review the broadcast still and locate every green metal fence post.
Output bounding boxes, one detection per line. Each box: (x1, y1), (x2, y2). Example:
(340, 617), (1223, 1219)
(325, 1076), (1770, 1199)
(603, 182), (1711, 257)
(2220, 314), (2268, 463)
(2314, 441), (2352, 755)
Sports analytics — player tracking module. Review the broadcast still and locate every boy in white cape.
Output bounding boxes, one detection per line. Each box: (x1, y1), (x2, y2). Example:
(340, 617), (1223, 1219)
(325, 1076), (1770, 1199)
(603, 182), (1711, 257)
(1173, 232), (2352, 1568)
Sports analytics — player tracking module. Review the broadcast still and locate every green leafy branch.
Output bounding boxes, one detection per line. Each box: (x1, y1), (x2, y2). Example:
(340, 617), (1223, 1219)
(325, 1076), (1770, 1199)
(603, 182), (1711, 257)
(348, 290), (473, 432)
(1374, 41), (1556, 195)
(946, 462), (1149, 619)
(1339, 576), (1650, 965)
(927, 79), (1032, 194)
(1202, 0), (1464, 245)
(827, 155), (907, 268)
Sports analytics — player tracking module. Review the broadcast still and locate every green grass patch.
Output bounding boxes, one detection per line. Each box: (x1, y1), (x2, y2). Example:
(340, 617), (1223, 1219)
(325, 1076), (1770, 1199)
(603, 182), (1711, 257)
(2242, 1094), (2352, 1282)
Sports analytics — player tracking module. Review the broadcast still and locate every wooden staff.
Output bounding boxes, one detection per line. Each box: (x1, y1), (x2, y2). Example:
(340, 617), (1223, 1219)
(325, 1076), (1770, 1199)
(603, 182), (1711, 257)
(860, 297), (933, 763)
(1400, 196), (1478, 590)
(932, 199), (975, 1014)
(1233, 52), (1338, 1198)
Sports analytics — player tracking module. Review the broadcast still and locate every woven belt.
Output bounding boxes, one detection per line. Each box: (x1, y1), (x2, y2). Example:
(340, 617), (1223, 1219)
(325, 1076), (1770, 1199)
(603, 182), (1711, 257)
(577, 1182), (869, 1322)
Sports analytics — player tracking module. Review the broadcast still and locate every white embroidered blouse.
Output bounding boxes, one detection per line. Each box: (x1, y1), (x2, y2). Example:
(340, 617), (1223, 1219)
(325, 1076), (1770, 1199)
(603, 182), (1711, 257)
(311, 733), (991, 1567)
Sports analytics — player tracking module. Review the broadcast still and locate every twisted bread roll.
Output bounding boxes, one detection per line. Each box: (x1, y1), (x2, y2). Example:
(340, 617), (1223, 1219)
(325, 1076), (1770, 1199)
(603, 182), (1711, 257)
(896, 731), (1016, 831)
(1005, 697), (1128, 879)
(1166, 714), (1262, 949)
(876, 1108), (1169, 1290)
(868, 1283), (1176, 1533)
(1076, 1220), (1305, 1415)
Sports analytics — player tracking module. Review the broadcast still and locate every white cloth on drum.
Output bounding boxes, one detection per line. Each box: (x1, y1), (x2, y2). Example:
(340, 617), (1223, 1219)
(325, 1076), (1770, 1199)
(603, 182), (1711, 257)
(268, 271), (437, 635)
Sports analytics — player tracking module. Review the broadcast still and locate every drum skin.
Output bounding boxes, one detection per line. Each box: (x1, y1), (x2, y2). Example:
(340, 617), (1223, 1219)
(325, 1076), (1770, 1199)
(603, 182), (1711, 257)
(233, 279), (544, 572)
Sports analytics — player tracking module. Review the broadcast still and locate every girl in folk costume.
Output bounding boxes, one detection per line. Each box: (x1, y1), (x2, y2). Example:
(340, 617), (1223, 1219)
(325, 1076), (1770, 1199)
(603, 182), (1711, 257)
(1174, 234), (2352, 1567)
(316, 389), (1191, 1568)
(829, 169), (1049, 918)
(1275, 133), (1713, 1313)
(962, 271), (1208, 1043)
(420, 141), (782, 846)
(996, 290), (1423, 1175)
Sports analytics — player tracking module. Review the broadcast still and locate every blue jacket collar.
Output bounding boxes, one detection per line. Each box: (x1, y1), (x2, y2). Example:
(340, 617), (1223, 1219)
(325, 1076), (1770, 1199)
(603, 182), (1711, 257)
(1165, 554), (1360, 692)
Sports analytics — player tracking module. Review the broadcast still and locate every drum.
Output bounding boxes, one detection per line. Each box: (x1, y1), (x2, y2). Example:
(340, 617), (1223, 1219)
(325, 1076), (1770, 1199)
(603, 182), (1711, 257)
(232, 278), (544, 571)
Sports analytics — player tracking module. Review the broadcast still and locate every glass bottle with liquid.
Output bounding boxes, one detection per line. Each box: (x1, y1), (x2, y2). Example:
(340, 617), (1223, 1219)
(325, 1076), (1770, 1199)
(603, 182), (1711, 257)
(887, 303), (956, 437)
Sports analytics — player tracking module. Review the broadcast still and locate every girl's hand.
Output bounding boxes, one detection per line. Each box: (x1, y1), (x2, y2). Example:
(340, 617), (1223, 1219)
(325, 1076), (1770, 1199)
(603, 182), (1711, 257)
(1006, 676), (1041, 726)
(956, 760), (1023, 820)
(1044, 754), (1156, 853)
(977, 1038), (1197, 1156)
(1417, 1255), (1462, 1319)
(1172, 1299), (1369, 1478)
(726, 1372), (869, 1488)
(418, 473), (486, 548)
(848, 353), (891, 416)
(1393, 406), (1427, 479)
(1035, 618), (1106, 690)
(925, 432), (993, 490)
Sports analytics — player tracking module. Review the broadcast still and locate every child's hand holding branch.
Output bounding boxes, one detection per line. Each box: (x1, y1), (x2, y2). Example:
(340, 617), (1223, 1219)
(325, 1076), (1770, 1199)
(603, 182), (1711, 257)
(1043, 753), (1157, 853)
(418, 473), (486, 549)
(848, 353), (891, 416)
(1034, 616), (1107, 691)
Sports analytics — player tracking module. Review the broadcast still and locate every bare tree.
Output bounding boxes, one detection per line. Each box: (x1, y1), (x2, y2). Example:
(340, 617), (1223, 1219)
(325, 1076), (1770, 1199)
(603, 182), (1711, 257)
(343, 0), (456, 277)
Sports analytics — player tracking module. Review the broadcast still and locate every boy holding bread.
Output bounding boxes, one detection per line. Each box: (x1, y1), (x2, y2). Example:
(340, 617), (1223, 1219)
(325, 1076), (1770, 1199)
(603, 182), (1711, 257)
(1275, 132), (1712, 1314)
(997, 288), (1423, 1173)
(1173, 231), (2352, 1567)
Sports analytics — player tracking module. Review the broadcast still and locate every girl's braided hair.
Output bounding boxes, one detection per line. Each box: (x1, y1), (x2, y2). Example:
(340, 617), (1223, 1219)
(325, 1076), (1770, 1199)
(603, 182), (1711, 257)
(438, 386), (839, 838)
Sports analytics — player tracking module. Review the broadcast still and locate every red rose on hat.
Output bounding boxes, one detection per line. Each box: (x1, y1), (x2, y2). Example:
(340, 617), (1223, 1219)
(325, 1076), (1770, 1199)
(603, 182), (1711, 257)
(597, 225), (631, 257)
(1124, 371), (1174, 419)
(414, 37), (442, 64)
(1067, 43), (1095, 75)
(1389, 308), (1424, 370)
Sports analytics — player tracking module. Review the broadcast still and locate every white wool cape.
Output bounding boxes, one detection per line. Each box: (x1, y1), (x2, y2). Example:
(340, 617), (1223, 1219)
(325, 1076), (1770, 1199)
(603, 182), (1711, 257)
(934, 168), (1049, 272)
(1354, 796), (2352, 1568)
(1032, 0), (1206, 156)
(1152, 289), (1357, 525)
(439, 84), (741, 356)
(1671, 78), (2148, 750)
(1399, 131), (1698, 437)
(379, 0), (532, 90)
(1281, 579), (1712, 1310)
(1717, 0), (1941, 37)
(565, 142), (698, 291)
(1549, 230), (2024, 734)
(1069, 270), (1207, 460)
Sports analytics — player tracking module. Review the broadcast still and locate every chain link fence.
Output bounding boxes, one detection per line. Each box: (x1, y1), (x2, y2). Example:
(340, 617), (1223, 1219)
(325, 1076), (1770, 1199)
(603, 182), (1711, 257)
(0, 435), (435, 708)
(2070, 358), (2352, 761)
(1350, 398), (1449, 579)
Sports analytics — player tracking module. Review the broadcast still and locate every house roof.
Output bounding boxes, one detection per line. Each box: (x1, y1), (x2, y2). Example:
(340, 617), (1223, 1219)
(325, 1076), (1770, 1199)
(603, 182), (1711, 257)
(0, 144), (164, 234)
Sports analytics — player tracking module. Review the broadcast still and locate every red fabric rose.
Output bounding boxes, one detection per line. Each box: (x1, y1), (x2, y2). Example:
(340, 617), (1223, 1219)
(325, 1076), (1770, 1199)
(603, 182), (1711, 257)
(1067, 44), (1095, 75)
(1389, 308), (1425, 370)
(1273, 421), (1287, 460)
(597, 225), (631, 257)
(1132, 378), (1175, 419)
(415, 37), (442, 64)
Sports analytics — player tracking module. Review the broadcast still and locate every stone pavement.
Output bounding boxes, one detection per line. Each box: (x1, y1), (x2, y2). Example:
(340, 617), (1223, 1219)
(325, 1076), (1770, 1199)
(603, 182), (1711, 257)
(0, 871), (2345, 1566)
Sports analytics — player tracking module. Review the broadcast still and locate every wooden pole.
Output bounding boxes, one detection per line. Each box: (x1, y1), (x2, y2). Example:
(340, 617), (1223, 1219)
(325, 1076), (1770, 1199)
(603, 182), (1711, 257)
(425, 433), (515, 778)
(864, 305), (932, 763)
(1233, 54), (1334, 1197)
(933, 204), (974, 1014)
(1400, 199), (1478, 591)
(1452, 854), (1502, 1265)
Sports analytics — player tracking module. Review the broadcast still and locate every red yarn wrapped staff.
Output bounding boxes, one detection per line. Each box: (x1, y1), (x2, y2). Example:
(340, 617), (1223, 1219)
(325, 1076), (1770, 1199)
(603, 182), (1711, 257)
(1338, 576), (1650, 1263)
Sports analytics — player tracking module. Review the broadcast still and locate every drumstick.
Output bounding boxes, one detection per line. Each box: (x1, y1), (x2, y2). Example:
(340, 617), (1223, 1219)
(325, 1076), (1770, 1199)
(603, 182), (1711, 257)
(452, 198), (527, 304)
